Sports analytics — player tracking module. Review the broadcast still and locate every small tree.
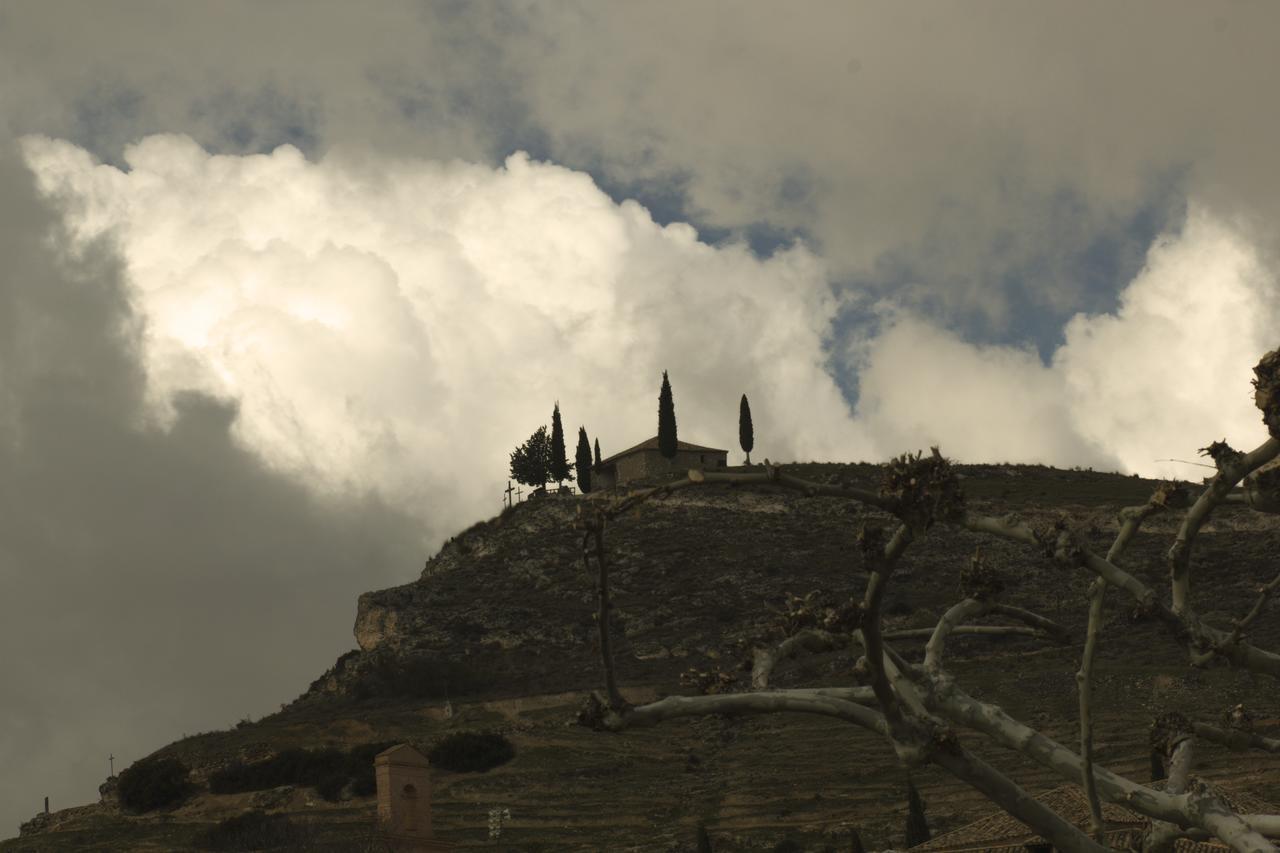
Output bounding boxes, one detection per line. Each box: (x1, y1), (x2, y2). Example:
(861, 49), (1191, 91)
(509, 426), (550, 490)
(594, 437), (602, 468)
(739, 393), (754, 465)
(658, 370), (678, 460)
(118, 755), (193, 813)
(576, 427), (593, 494)
(905, 777), (931, 847)
(549, 402), (573, 487)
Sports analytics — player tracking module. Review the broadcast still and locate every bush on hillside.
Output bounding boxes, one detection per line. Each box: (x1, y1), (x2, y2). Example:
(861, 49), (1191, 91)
(209, 747), (345, 794)
(117, 755), (194, 813)
(194, 810), (306, 850)
(208, 741), (398, 801)
(351, 654), (484, 701)
(315, 773), (348, 802)
(345, 740), (397, 796)
(427, 731), (515, 773)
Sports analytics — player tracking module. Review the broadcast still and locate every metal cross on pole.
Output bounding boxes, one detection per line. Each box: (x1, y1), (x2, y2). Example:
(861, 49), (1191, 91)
(504, 480), (515, 508)
(109, 754), (115, 777)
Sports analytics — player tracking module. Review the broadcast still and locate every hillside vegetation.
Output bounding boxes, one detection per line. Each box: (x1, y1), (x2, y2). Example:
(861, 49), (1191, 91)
(6, 462), (1280, 851)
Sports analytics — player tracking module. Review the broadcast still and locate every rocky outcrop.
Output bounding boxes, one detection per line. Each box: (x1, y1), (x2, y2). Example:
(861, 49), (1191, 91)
(292, 461), (1280, 711)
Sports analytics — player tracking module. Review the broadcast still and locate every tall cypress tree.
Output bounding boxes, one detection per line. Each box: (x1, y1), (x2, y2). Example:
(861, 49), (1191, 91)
(905, 778), (931, 847)
(549, 402), (572, 487)
(575, 426), (593, 494)
(594, 437), (602, 468)
(739, 393), (754, 465)
(658, 370), (678, 459)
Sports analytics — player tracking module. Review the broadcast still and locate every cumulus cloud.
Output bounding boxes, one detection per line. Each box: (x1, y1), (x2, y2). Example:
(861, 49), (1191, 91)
(1053, 206), (1280, 479)
(849, 205), (1280, 476)
(20, 134), (874, 529)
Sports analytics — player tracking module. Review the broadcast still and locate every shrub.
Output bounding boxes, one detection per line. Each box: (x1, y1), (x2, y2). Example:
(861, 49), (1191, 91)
(315, 773), (348, 802)
(345, 741), (397, 797)
(209, 742), (397, 800)
(209, 747), (345, 794)
(194, 811), (302, 850)
(117, 755), (193, 813)
(355, 654), (484, 700)
(428, 731), (515, 773)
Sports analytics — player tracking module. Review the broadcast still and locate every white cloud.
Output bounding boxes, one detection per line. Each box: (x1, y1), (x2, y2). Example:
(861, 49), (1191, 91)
(1053, 206), (1280, 480)
(849, 205), (1280, 478)
(21, 136), (1280, 540)
(850, 308), (1116, 468)
(20, 134), (874, 535)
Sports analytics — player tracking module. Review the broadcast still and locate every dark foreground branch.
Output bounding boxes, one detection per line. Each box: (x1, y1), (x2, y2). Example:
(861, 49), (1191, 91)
(578, 689), (889, 734)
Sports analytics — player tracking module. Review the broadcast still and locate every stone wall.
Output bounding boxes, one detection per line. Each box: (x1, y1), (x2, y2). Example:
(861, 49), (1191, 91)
(614, 448), (726, 484)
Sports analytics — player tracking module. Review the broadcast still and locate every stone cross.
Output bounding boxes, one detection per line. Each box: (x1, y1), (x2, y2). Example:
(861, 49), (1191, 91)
(109, 754), (115, 777)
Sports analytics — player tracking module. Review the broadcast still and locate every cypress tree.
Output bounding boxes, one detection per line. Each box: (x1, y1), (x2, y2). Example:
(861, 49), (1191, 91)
(575, 427), (593, 494)
(739, 393), (754, 465)
(905, 778), (931, 847)
(549, 402), (572, 486)
(658, 370), (678, 459)
(594, 437), (602, 468)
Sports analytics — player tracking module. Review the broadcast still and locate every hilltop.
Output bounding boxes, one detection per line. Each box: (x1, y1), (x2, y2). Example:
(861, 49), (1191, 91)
(6, 461), (1280, 851)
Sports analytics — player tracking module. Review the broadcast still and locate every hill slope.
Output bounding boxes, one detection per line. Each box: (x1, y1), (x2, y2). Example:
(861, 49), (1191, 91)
(7, 462), (1280, 851)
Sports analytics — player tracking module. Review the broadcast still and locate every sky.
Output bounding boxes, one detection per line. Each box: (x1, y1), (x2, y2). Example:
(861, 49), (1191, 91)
(3, 0), (1280, 832)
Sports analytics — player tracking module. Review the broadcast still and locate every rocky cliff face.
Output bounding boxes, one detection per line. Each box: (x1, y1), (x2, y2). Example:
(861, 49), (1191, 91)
(299, 462), (1280, 708)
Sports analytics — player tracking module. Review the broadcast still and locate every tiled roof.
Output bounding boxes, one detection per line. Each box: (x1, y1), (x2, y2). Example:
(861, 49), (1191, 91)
(598, 436), (728, 466)
(910, 781), (1277, 852)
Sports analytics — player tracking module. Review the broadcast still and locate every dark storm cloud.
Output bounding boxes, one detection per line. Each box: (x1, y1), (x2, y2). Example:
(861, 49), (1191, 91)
(0, 147), (424, 831)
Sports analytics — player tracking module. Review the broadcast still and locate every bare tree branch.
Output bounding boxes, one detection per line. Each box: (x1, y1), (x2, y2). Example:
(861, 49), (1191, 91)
(929, 743), (1109, 853)
(925, 598), (988, 675)
(562, 368), (1280, 851)
(1077, 578), (1106, 843)
(1168, 437), (1280, 617)
(989, 603), (1072, 641)
(1193, 793), (1277, 853)
(884, 625), (1047, 641)
(751, 628), (847, 690)
(578, 510), (625, 710)
(858, 523), (914, 727)
(1225, 570), (1280, 649)
(966, 509), (1280, 678)
(936, 685), (1194, 825)
(1193, 722), (1280, 754)
(1147, 713), (1196, 852)
(580, 689), (890, 734)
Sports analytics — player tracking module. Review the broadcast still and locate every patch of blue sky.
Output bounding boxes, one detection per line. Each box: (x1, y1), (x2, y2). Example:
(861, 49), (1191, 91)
(821, 168), (1189, 409)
